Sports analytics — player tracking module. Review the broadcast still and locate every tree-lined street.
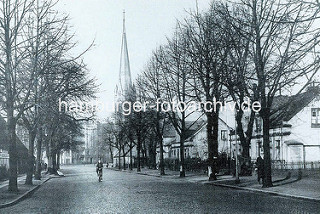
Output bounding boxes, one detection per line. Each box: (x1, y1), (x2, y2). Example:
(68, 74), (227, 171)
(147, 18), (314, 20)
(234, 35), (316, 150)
(1, 0), (320, 213)
(1, 165), (319, 213)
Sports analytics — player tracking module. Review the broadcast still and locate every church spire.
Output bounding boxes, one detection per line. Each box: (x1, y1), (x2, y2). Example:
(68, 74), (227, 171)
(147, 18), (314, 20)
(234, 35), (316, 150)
(118, 10), (132, 95)
(123, 10), (126, 33)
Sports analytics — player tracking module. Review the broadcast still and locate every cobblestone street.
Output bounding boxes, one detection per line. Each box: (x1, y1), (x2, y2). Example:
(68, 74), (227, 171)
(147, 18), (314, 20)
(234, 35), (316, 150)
(0, 165), (319, 213)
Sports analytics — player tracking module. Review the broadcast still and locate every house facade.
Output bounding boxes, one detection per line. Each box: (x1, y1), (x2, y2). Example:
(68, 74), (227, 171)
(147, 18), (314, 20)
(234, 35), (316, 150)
(156, 87), (320, 170)
(60, 150), (73, 165)
(246, 88), (320, 168)
(0, 116), (29, 174)
(157, 117), (233, 163)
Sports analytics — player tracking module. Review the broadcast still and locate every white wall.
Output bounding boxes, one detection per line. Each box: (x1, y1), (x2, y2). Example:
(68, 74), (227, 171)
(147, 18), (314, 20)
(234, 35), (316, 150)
(287, 98), (320, 162)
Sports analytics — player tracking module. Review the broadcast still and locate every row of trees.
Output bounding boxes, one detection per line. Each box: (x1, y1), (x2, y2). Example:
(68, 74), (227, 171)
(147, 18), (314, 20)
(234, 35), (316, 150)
(0, 0), (96, 192)
(105, 0), (320, 187)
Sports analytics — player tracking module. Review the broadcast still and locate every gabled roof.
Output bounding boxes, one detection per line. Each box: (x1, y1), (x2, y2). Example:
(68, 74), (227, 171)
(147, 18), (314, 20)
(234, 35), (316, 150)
(162, 119), (206, 140)
(184, 120), (207, 139)
(163, 123), (176, 138)
(185, 118), (232, 142)
(270, 87), (319, 127)
(162, 117), (232, 144)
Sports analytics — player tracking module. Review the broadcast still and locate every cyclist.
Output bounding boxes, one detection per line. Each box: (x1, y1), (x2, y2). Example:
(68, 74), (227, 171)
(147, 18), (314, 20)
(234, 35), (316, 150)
(96, 158), (103, 181)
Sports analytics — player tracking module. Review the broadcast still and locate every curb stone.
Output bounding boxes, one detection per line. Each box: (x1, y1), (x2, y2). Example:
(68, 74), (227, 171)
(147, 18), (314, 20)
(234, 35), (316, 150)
(0, 176), (52, 209)
(209, 182), (320, 203)
(110, 168), (320, 202)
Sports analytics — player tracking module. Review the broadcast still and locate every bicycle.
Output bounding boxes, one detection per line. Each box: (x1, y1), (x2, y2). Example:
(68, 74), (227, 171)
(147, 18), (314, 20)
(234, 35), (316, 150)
(97, 169), (102, 182)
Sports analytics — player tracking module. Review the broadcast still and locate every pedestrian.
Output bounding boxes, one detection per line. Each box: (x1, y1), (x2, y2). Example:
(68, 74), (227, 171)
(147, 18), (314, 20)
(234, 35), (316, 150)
(256, 156), (264, 184)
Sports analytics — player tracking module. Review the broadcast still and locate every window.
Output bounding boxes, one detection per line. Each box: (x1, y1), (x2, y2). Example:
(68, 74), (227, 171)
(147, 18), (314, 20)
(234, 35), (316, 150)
(311, 108), (320, 128)
(221, 130), (227, 140)
(275, 140), (281, 160)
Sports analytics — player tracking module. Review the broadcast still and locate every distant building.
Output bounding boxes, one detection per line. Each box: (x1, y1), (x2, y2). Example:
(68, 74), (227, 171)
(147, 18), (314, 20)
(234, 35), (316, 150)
(0, 116), (28, 174)
(157, 117), (233, 163)
(112, 11), (136, 167)
(157, 86), (320, 170)
(96, 122), (112, 163)
(83, 120), (97, 164)
(60, 150), (73, 165)
(114, 11), (133, 104)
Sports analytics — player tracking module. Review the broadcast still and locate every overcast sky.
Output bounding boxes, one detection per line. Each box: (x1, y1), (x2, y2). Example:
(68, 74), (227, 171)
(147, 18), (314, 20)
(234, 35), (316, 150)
(55, 0), (212, 119)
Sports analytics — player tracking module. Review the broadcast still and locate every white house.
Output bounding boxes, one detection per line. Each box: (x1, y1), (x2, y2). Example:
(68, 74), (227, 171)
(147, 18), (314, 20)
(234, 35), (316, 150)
(157, 117), (233, 162)
(60, 150), (73, 165)
(248, 87), (320, 168)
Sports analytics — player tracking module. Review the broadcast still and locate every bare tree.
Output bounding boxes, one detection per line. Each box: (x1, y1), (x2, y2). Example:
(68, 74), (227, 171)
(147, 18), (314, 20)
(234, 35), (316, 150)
(104, 116), (125, 170)
(140, 51), (169, 175)
(156, 31), (200, 178)
(239, 0), (320, 187)
(0, 0), (37, 192)
(181, 4), (228, 180)
(215, 3), (258, 164)
(43, 61), (96, 173)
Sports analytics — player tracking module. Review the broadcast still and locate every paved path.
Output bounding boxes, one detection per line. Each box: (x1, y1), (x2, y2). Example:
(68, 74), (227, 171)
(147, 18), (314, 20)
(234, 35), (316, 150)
(0, 165), (319, 213)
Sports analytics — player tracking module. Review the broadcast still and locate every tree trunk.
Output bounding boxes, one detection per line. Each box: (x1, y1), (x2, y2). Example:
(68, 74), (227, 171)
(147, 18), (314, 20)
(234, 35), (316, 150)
(207, 113), (215, 180)
(118, 147), (121, 170)
(137, 135), (141, 172)
(159, 137), (165, 175)
(47, 139), (53, 170)
(7, 113), (18, 192)
(122, 146), (126, 170)
(109, 146), (113, 164)
(207, 112), (219, 181)
(252, 0), (273, 188)
(52, 151), (57, 172)
(212, 112), (219, 178)
(243, 109), (256, 158)
(235, 107), (249, 158)
(57, 152), (60, 170)
(262, 110), (273, 187)
(179, 134), (185, 178)
(35, 127), (43, 180)
(143, 140), (147, 168)
(129, 142), (133, 170)
(25, 130), (36, 185)
(157, 112), (165, 175)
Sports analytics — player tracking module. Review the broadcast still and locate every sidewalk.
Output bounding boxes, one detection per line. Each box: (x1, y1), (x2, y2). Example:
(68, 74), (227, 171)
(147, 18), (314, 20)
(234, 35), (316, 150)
(110, 167), (320, 202)
(0, 172), (54, 208)
(110, 167), (209, 182)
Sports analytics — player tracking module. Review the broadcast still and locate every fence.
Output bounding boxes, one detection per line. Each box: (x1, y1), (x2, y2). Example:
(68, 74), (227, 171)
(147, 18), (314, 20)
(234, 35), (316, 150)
(271, 161), (320, 170)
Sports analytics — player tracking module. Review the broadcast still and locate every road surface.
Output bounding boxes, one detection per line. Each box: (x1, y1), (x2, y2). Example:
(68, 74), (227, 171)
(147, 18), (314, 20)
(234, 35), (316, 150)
(1, 165), (319, 213)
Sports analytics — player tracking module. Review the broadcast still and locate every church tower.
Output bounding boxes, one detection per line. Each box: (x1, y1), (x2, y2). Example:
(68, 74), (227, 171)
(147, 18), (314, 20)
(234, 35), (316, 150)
(115, 11), (133, 103)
